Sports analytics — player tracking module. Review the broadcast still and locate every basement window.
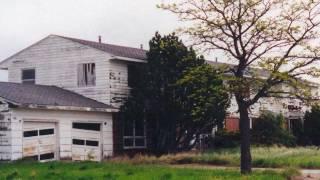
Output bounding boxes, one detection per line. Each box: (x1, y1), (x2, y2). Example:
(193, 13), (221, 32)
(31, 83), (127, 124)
(22, 69), (35, 84)
(123, 119), (146, 149)
(77, 63), (96, 87)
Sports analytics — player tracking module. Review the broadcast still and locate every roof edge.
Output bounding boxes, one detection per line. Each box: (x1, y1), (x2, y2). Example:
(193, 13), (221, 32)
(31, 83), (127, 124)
(0, 35), (53, 68)
(20, 104), (119, 113)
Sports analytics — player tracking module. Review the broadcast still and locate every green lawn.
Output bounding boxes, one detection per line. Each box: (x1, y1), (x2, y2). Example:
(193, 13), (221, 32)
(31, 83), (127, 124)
(0, 161), (286, 180)
(113, 146), (320, 169)
(198, 146), (320, 168)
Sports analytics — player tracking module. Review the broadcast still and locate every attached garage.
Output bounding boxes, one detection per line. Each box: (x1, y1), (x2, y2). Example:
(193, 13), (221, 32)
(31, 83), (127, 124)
(0, 82), (117, 161)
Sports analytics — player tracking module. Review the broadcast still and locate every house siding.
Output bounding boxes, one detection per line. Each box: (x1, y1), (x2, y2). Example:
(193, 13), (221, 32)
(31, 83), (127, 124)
(7, 108), (113, 161)
(5, 35), (130, 107)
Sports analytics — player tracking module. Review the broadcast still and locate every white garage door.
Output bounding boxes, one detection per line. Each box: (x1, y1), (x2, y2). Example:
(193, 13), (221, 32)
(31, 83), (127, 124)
(23, 122), (57, 162)
(71, 122), (101, 162)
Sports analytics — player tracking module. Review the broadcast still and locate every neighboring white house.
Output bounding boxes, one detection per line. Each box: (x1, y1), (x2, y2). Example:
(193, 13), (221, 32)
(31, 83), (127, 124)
(207, 61), (320, 132)
(0, 35), (147, 161)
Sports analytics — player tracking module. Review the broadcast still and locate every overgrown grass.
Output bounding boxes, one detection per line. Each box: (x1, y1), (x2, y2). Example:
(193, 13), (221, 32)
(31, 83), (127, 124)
(111, 146), (320, 169)
(0, 161), (286, 180)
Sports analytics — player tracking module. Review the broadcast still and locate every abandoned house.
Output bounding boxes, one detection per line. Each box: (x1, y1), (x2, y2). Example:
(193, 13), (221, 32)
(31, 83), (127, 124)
(0, 35), (318, 162)
(0, 35), (147, 161)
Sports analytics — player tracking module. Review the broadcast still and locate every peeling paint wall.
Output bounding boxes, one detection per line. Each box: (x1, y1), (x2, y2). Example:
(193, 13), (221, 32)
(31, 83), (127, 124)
(5, 108), (113, 161)
(5, 35), (131, 107)
(0, 103), (12, 160)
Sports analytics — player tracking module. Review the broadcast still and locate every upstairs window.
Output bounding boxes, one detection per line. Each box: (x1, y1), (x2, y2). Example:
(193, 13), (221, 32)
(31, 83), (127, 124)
(22, 69), (35, 84)
(78, 63), (96, 87)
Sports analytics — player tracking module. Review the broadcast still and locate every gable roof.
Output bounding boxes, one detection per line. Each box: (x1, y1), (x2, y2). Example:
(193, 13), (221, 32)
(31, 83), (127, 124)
(0, 34), (147, 69)
(0, 82), (116, 112)
(57, 35), (147, 60)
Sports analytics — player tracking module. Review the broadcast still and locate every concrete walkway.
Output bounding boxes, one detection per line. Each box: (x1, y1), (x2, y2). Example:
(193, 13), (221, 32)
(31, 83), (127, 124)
(170, 164), (320, 179)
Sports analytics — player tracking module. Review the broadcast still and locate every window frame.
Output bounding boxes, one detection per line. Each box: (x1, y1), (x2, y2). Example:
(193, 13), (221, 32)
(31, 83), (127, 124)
(21, 68), (36, 84)
(77, 63), (96, 87)
(123, 119), (147, 149)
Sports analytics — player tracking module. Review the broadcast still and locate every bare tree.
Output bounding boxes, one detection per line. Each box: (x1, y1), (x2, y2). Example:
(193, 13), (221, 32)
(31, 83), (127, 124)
(160, 0), (320, 173)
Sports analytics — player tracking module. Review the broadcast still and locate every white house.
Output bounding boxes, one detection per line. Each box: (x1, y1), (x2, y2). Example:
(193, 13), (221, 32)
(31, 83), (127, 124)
(0, 35), (147, 161)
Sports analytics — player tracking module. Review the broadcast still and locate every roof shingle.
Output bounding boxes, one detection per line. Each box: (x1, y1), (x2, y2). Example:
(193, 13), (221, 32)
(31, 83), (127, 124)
(0, 82), (115, 110)
(59, 35), (147, 60)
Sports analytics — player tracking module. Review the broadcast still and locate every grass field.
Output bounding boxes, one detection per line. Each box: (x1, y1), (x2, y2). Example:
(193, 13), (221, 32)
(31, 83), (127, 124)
(112, 146), (320, 169)
(0, 161), (288, 180)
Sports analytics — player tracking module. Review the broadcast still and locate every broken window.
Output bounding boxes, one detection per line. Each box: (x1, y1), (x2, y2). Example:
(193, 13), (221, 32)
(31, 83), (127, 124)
(123, 119), (146, 149)
(22, 69), (35, 84)
(77, 63), (96, 87)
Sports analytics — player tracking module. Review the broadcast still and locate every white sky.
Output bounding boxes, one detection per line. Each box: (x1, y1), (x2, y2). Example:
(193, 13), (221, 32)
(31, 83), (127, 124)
(0, 0), (185, 81)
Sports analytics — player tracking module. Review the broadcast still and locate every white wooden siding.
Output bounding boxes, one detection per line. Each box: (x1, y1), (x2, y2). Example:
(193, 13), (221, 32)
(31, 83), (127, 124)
(9, 108), (113, 160)
(5, 35), (131, 107)
(0, 104), (13, 160)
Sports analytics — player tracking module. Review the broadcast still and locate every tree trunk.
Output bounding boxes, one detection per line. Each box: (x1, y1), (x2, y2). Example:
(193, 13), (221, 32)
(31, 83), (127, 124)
(239, 103), (252, 174)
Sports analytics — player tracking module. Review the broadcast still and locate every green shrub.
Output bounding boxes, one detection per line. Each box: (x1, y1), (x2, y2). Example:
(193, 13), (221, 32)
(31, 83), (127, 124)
(252, 111), (296, 146)
(210, 130), (240, 148)
(304, 105), (320, 145)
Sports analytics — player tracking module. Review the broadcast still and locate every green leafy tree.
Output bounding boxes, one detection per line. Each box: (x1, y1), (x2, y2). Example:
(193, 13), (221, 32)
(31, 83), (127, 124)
(252, 112), (296, 146)
(160, 0), (320, 173)
(120, 32), (229, 154)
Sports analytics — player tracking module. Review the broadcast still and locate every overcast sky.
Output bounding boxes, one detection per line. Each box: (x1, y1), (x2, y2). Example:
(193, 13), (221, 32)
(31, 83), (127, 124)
(0, 0), (185, 81)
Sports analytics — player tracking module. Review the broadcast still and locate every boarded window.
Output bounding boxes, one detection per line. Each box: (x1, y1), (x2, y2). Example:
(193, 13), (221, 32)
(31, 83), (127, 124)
(78, 63), (96, 87)
(123, 119), (146, 149)
(72, 123), (101, 131)
(22, 69), (35, 84)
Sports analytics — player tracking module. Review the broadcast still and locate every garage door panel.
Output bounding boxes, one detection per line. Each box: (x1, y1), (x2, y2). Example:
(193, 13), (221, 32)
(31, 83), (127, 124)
(72, 130), (100, 139)
(72, 122), (102, 161)
(72, 146), (86, 161)
(23, 122), (57, 161)
(23, 146), (38, 157)
(86, 149), (100, 161)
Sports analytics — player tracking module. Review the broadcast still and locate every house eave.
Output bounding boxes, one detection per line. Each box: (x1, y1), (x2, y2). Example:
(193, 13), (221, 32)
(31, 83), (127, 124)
(110, 55), (147, 63)
(20, 104), (119, 113)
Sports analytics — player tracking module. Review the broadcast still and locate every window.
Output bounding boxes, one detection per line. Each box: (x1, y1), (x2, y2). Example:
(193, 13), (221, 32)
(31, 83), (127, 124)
(22, 69), (35, 84)
(86, 140), (99, 147)
(40, 153), (54, 160)
(72, 123), (100, 131)
(73, 139), (85, 145)
(123, 119), (146, 149)
(23, 130), (38, 137)
(78, 63), (96, 87)
(127, 64), (139, 88)
(39, 128), (54, 136)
